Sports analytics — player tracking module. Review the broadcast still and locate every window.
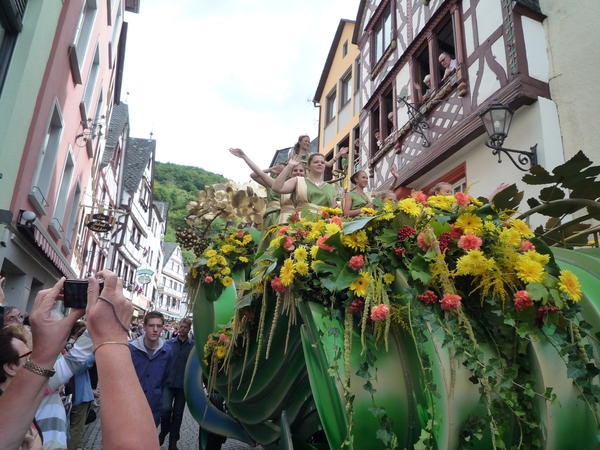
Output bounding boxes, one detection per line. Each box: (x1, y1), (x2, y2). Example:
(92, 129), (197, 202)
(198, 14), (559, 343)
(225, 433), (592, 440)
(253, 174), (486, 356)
(323, 150), (334, 182)
(354, 57), (361, 93)
(0, 0), (27, 97)
(340, 71), (352, 108)
(30, 100), (63, 215)
(81, 42), (100, 120)
(50, 147), (76, 239)
(62, 180), (81, 254)
(108, 0), (122, 66)
(372, 6), (391, 63)
(342, 40), (348, 58)
(69, 0), (98, 84)
(326, 89), (336, 124)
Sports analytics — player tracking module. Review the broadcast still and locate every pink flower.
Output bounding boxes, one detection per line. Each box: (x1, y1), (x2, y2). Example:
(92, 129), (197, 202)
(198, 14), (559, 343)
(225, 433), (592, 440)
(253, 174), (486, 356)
(411, 190), (428, 206)
(520, 240), (535, 252)
(238, 231), (245, 238)
(454, 191), (470, 208)
(514, 290), (534, 311)
(440, 293), (461, 311)
(330, 216), (343, 229)
(417, 232), (430, 251)
(278, 226), (289, 236)
(370, 304), (390, 321)
(271, 277), (286, 293)
(205, 276), (214, 283)
(219, 333), (230, 344)
(317, 235), (335, 252)
(207, 337), (214, 347)
(458, 233), (483, 251)
(349, 255), (365, 270)
(451, 224), (464, 239)
(283, 236), (295, 252)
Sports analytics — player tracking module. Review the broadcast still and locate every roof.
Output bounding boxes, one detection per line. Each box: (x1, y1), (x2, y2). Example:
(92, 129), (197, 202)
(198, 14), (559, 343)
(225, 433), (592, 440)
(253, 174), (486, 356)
(123, 137), (155, 194)
(514, 0), (543, 15)
(153, 201), (169, 223)
(101, 102), (129, 168)
(313, 19), (355, 102)
(162, 242), (177, 267)
(352, 0), (368, 45)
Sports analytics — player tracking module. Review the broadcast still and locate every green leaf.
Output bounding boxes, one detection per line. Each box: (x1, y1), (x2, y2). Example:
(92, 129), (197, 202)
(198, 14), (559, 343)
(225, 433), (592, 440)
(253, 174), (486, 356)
(522, 165), (559, 185)
(567, 361), (587, 379)
(408, 255), (432, 284)
(526, 282), (548, 301)
(343, 216), (376, 235)
(491, 183), (524, 211)
(539, 185), (566, 202)
(235, 293), (254, 309)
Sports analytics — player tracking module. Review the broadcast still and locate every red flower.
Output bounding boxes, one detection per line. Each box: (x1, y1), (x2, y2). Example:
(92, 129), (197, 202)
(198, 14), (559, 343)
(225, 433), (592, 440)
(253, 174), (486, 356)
(238, 231), (245, 238)
(370, 304), (390, 321)
(330, 216), (343, 229)
(394, 247), (407, 257)
(417, 232), (431, 251)
(348, 299), (365, 314)
(418, 290), (438, 306)
(278, 226), (289, 236)
(291, 210), (301, 223)
(458, 233), (482, 251)
(438, 232), (452, 253)
(271, 277), (286, 293)
(454, 191), (470, 208)
(412, 190), (428, 206)
(317, 235), (335, 252)
(219, 333), (230, 344)
(320, 210), (331, 219)
(398, 226), (416, 241)
(451, 223), (463, 239)
(440, 293), (461, 311)
(283, 236), (295, 252)
(514, 290), (534, 311)
(204, 276), (214, 283)
(349, 255), (365, 270)
(520, 240), (535, 252)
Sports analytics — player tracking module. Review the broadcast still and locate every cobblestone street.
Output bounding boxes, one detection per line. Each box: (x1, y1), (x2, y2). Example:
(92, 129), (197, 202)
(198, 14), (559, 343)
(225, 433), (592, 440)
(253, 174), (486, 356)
(79, 403), (259, 449)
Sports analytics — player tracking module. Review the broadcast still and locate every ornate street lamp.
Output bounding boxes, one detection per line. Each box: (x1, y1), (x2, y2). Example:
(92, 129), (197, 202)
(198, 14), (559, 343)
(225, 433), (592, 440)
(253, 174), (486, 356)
(479, 99), (538, 171)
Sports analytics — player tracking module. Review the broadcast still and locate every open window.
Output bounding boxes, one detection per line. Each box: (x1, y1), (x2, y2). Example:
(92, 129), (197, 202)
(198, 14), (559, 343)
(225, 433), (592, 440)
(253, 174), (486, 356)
(436, 19), (456, 83)
(324, 149), (334, 181)
(383, 88), (394, 138)
(370, 105), (380, 157)
(413, 46), (431, 102)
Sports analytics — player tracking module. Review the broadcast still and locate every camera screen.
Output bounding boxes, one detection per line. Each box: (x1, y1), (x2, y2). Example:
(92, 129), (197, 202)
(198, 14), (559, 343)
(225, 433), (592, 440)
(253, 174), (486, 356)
(63, 280), (89, 309)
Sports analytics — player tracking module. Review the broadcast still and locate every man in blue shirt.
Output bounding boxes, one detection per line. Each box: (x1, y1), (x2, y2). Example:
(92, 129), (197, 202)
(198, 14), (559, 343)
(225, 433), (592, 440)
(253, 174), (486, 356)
(159, 318), (194, 450)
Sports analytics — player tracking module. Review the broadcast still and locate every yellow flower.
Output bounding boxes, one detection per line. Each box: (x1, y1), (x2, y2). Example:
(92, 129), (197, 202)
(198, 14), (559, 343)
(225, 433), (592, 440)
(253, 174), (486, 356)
(218, 256), (227, 266)
(325, 222), (341, 235)
(455, 213), (483, 235)
(270, 235), (283, 248)
(239, 256), (249, 263)
(383, 273), (395, 285)
(221, 267), (231, 275)
(499, 227), (521, 247)
(205, 249), (217, 258)
(221, 244), (234, 254)
(294, 246), (308, 262)
(280, 258), (296, 286)
(295, 261), (309, 276)
(310, 245), (320, 259)
(307, 220), (325, 241)
(424, 207), (434, 216)
(383, 199), (395, 213)
(349, 272), (369, 297)
(455, 250), (496, 276)
(243, 234), (253, 244)
(398, 198), (422, 217)
(320, 206), (343, 216)
(311, 260), (323, 271)
(375, 212), (395, 221)
(428, 195), (456, 211)
(360, 207), (376, 216)
(520, 250), (550, 266)
(510, 219), (534, 238)
(558, 270), (582, 302)
(216, 346), (226, 359)
(484, 221), (498, 233)
(342, 230), (369, 252)
(515, 257), (544, 284)
(222, 276), (233, 287)
(206, 257), (218, 267)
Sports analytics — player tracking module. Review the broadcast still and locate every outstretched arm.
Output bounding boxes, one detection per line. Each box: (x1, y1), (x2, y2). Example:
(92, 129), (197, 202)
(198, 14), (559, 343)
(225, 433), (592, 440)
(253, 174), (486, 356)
(271, 156), (301, 194)
(229, 148), (274, 188)
(325, 147), (349, 168)
(488, 182), (511, 203)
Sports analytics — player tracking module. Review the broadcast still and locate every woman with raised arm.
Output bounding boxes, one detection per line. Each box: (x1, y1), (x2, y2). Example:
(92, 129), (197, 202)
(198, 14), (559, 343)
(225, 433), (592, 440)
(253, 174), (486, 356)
(289, 134), (349, 168)
(272, 153), (337, 215)
(343, 171), (374, 217)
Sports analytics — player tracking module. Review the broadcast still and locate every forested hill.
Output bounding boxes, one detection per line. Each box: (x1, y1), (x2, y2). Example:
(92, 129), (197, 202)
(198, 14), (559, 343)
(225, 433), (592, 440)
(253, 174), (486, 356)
(153, 162), (228, 264)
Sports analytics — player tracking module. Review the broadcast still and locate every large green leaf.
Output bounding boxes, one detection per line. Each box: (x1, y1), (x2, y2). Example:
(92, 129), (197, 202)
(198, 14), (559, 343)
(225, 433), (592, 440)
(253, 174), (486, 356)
(539, 186), (566, 203)
(343, 216), (376, 235)
(491, 183), (523, 211)
(522, 165), (559, 185)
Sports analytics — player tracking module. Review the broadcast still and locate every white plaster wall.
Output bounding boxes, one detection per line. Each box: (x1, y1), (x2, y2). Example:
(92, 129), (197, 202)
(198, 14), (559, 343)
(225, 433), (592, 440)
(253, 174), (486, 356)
(464, 12), (475, 57)
(521, 16), (549, 83)
(475, 0), (503, 44)
(468, 36), (504, 107)
(395, 65), (412, 125)
(539, 0), (600, 161)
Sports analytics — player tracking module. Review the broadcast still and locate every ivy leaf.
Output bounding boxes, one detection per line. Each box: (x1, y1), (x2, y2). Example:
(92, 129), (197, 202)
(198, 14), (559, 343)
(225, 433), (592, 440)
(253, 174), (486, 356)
(369, 406), (386, 418)
(366, 349), (377, 366)
(567, 361), (587, 379)
(376, 428), (392, 445)
(526, 282), (548, 301)
(356, 362), (371, 379)
(408, 255), (432, 284)
(363, 381), (377, 394)
(327, 327), (341, 339)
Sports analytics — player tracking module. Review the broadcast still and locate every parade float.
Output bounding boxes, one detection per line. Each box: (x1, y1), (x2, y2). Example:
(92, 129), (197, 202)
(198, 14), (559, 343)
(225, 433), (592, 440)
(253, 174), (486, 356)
(180, 151), (600, 450)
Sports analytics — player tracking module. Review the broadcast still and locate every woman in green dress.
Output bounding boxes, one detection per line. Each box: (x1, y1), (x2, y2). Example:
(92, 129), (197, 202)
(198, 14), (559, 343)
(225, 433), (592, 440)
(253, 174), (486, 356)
(343, 171), (374, 217)
(272, 153), (337, 215)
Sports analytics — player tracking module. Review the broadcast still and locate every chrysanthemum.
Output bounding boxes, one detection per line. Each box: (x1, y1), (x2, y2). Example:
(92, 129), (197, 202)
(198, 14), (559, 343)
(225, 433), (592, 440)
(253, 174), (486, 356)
(325, 222), (341, 235)
(454, 191), (470, 208)
(398, 198), (422, 217)
(342, 230), (369, 252)
(280, 258), (296, 286)
(221, 267), (231, 275)
(484, 221), (498, 233)
(270, 236), (283, 249)
(520, 250), (550, 267)
(222, 276), (233, 287)
(458, 233), (482, 251)
(510, 219), (535, 238)
(295, 261), (309, 276)
(349, 272), (369, 297)
(499, 227), (521, 247)
(320, 206), (343, 216)
(558, 270), (582, 302)
(311, 259), (323, 271)
(218, 256), (227, 266)
(360, 207), (376, 216)
(216, 346), (226, 359)
(383, 273), (395, 285)
(239, 256), (249, 263)
(205, 249), (217, 258)
(206, 257), (218, 267)
(383, 199), (396, 213)
(455, 213), (483, 235)
(455, 250), (495, 276)
(515, 258), (544, 284)
(310, 245), (319, 259)
(294, 246), (308, 262)
(428, 195), (456, 211)
(243, 234), (253, 244)
(307, 220), (326, 241)
(221, 244), (234, 254)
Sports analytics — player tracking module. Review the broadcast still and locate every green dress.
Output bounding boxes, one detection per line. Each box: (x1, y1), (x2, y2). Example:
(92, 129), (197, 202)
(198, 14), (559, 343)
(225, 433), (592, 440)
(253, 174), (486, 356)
(295, 178), (335, 215)
(263, 188), (281, 230)
(349, 191), (371, 210)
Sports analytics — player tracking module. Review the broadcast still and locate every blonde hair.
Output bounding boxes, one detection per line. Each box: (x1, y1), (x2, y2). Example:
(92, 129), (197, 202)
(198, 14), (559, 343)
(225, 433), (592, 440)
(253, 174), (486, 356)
(4, 323), (32, 350)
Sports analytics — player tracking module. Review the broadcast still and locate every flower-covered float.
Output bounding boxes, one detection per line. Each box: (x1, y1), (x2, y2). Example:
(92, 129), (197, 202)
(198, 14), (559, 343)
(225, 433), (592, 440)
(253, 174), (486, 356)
(182, 152), (600, 450)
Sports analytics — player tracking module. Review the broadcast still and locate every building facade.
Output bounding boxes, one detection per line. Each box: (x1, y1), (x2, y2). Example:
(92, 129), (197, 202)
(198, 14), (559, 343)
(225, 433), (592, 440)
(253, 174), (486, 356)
(157, 242), (186, 320)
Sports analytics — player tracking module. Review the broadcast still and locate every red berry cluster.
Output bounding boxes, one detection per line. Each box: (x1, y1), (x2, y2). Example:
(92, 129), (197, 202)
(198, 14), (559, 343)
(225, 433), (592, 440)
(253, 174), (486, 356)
(438, 232), (452, 253)
(348, 299), (365, 314)
(418, 290), (438, 306)
(535, 305), (560, 327)
(398, 226), (417, 241)
(394, 247), (407, 257)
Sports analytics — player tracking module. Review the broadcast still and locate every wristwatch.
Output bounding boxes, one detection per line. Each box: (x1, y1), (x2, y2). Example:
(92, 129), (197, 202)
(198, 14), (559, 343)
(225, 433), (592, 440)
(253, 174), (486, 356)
(24, 357), (56, 378)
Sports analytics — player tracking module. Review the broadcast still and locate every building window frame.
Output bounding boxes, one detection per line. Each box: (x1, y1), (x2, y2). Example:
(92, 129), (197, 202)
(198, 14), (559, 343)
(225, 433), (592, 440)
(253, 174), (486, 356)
(69, 0), (98, 85)
(371, 4), (392, 65)
(340, 69), (352, 108)
(325, 87), (337, 124)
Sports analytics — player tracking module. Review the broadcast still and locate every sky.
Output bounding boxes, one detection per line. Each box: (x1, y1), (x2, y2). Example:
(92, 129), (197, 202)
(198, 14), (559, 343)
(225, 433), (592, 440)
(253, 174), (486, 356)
(121, 0), (361, 184)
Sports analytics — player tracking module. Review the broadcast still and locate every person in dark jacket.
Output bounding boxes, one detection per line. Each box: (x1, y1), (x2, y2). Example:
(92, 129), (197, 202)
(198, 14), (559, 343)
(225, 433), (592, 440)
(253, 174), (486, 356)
(129, 311), (173, 426)
(159, 318), (194, 450)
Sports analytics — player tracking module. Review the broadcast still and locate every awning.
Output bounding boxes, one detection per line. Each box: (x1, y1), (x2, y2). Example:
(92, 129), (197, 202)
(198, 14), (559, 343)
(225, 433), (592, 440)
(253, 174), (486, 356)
(160, 311), (182, 320)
